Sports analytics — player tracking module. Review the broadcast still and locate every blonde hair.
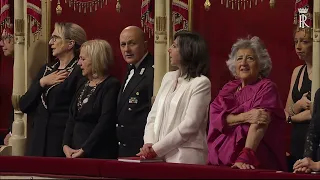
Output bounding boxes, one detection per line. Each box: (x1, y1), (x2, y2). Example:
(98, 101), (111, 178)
(81, 39), (114, 77)
(54, 22), (87, 56)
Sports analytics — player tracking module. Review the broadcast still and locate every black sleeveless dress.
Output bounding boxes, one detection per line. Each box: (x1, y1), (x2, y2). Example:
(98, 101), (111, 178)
(290, 64), (312, 160)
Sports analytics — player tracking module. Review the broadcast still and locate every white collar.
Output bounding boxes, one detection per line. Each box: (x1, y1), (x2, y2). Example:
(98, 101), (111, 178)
(132, 52), (148, 69)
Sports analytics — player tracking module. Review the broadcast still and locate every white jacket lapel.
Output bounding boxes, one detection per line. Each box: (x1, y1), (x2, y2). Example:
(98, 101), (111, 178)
(153, 76), (174, 142)
(165, 78), (190, 133)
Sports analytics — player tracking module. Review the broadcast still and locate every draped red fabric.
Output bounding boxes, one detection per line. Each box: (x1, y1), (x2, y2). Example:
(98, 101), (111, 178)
(141, 0), (190, 35)
(0, 0), (12, 34)
(172, 0), (189, 32)
(0, 0), (9, 24)
(27, 0), (42, 34)
(141, 0), (154, 37)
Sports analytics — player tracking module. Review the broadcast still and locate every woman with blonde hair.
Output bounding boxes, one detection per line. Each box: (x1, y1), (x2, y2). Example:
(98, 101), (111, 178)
(62, 39), (120, 159)
(285, 0), (313, 171)
(19, 22), (87, 157)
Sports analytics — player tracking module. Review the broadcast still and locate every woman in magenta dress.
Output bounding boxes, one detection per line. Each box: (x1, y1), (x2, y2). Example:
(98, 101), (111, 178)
(207, 36), (287, 171)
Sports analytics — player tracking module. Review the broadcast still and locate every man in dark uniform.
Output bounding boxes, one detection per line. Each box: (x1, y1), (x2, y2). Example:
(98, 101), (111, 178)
(117, 26), (154, 157)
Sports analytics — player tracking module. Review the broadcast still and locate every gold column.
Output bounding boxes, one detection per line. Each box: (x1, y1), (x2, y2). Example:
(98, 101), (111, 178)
(166, 0), (173, 72)
(11, 0), (27, 156)
(312, 0), (320, 100)
(188, 0), (193, 31)
(154, 0), (169, 96)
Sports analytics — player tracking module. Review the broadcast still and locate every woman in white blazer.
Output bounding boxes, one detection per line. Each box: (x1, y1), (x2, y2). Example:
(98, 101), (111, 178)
(137, 31), (211, 164)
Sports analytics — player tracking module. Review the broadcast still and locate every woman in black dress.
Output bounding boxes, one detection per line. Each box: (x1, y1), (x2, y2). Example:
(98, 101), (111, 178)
(293, 88), (320, 173)
(62, 39), (120, 159)
(285, 0), (313, 171)
(19, 22), (87, 157)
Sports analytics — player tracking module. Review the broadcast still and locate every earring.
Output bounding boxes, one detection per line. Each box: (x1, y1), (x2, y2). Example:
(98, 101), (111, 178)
(92, 73), (98, 79)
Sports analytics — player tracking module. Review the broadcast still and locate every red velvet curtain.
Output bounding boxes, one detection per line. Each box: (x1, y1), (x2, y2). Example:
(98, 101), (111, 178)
(27, 0), (42, 34)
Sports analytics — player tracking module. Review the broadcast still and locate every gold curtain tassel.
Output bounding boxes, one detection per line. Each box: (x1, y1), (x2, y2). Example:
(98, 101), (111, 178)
(204, 0), (211, 11)
(56, 0), (62, 15)
(116, 0), (121, 12)
(269, 0), (275, 8)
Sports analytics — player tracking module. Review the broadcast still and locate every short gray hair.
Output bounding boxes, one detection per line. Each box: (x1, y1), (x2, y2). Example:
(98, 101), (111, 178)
(226, 36), (272, 78)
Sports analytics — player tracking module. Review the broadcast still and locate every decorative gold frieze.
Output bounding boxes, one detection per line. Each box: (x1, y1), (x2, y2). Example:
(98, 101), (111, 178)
(14, 19), (24, 35)
(314, 12), (320, 42)
(215, 0), (274, 11)
(315, 12), (320, 29)
(154, 30), (167, 44)
(156, 16), (166, 32)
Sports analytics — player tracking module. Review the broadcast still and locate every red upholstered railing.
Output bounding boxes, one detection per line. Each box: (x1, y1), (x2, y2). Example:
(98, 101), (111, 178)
(0, 156), (319, 179)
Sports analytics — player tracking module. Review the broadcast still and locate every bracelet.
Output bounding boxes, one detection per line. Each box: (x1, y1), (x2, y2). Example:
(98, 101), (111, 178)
(290, 103), (296, 115)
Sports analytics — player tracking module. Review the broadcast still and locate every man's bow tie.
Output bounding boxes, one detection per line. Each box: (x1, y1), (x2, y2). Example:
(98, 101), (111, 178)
(128, 64), (136, 72)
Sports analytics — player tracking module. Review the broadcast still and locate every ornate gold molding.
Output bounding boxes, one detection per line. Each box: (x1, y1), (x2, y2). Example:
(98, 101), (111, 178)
(314, 12), (320, 42)
(155, 16), (167, 44)
(155, 31), (166, 35)
(14, 19), (25, 44)
(315, 12), (320, 30)
(155, 31), (167, 44)
(156, 16), (166, 32)
(15, 19), (24, 35)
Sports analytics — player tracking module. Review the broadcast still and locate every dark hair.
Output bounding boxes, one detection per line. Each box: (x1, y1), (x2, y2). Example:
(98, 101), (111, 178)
(174, 31), (209, 79)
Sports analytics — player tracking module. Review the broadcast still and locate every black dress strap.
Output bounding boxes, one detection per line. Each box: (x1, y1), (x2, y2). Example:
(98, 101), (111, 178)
(292, 64), (308, 103)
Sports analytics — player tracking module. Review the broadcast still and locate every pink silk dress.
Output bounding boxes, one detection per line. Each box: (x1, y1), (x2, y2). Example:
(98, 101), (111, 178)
(207, 78), (287, 171)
